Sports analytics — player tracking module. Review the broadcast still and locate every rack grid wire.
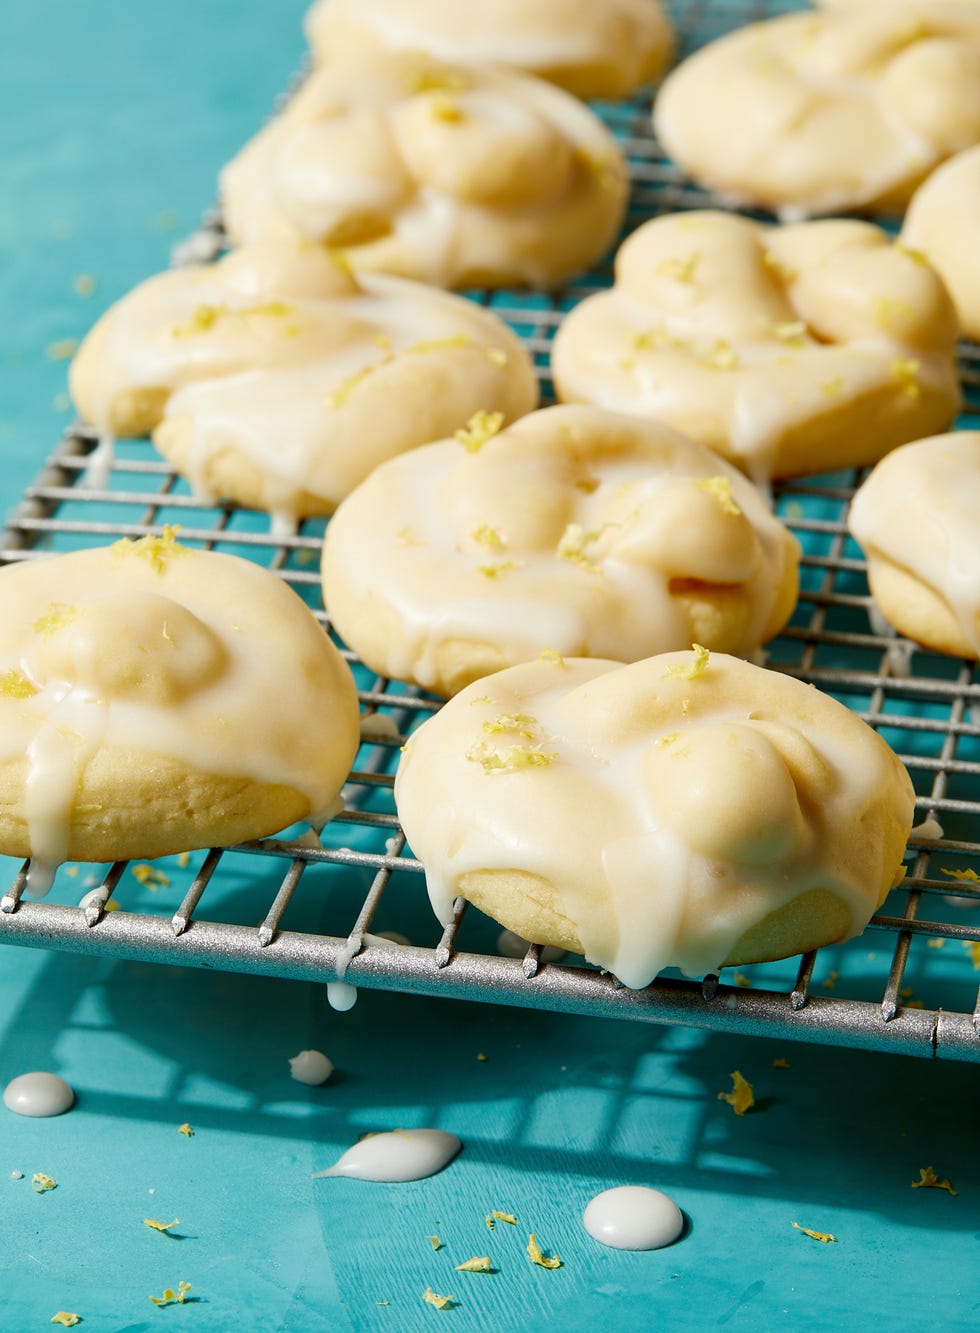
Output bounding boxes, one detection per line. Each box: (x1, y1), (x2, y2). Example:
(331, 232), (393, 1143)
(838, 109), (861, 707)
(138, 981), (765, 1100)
(1, 0), (979, 1061)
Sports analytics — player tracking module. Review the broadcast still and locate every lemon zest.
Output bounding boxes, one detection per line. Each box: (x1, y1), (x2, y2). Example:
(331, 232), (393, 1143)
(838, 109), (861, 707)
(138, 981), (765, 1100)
(470, 524), (504, 551)
(427, 1235), (443, 1252)
(73, 274), (96, 297)
(820, 377), (844, 399)
(466, 739), (557, 773)
(428, 94), (462, 121)
(717, 1070), (754, 1116)
(893, 242), (929, 267)
(178, 1123), (194, 1137)
(477, 560), (520, 579)
(891, 358), (921, 398)
(50, 1316), (80, 1328)
(46, 338), (79, 361)
(911, 1166), (957, 1195)
(770, 320), (807, 345)
(482, 713), (538, 739)
(421, 1287), (454, 1310)
(149, 1282), (191, 1307)
(32, 1173), (58, 1193)
(733, 972), (752, 988)
(455, 1257), (491, 1273)
(396, 525), (425, 547)
(874, 295), (914, 330)
(326, 359), (391, 409)
(941, 867), (980, 882)
(33, 603), (78, 637)
(665, 644), (710, 680)
(113, 525), (184, 573)
(772, 1057), (791, 1069)
(409, 69), (467, 94)
(144, 1217), (181, 1233)
(539, 650), (566, 667)
(0, 669), (37, 699)
(132, 864), (171, 890)
(527, 1233), (562, 1269)
(696, 475), (741, 516)
(409, 333), (470, 355)
(962, 941), (980, 970)
(491, 1211), (518, 1225)
(455, 409), (504, 452)
(657, 253), (700, 283)
(485, 346), (508, 368)
(699, 338), (739, 371)
(792, 1222), (837, 1244)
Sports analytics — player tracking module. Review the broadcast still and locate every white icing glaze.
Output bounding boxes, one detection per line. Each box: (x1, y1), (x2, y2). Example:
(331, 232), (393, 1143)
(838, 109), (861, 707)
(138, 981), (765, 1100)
(289, 1050), (335, 1085)
(305, 0), (675, 98)
(654, 8), (980, 217)
(322, 405), (800, 693)
(902, 144), (980, 341)
(3, 1072), (75, 1118)
(583, 1185), (683, 1250)
(326, 981), (358, 1012)
(70, 244), (538, 524)
(395, 652), (915, 989)
(311, 1128), (461, 1182)
(848, 433), (980, 655)
(0, 534), (360, 872)
(552, 213), (960, 484)
(220, 53), (627, 290)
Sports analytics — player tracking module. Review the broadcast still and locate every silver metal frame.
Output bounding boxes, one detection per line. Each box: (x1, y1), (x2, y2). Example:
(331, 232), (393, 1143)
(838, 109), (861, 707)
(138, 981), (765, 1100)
(1, 0), (978, 1061)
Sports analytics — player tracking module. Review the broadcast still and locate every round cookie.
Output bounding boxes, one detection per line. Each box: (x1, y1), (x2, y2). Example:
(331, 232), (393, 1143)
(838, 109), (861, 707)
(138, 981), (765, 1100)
(69, 242), (538, 528)
(305, 0), (675, 100)
(848, 432), (980, 658)
(653, 7), (980, 218)
(220, 52), (628, 290)
(551, 211), (961, 484)
(902, 146), (980, 342)
(0, 531), (361, 891)
(395, 650), (915, 988)
(322, 405), (800, 696)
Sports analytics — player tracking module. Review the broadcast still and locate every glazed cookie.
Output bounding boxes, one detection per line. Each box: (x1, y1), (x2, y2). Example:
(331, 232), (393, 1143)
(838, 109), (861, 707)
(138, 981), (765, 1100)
(69, 242), (537, 527)
(322, 406), (800, 696)
(848, 433), (980, 658)
(0, 531), (361, 893)
(551, 211), (960, 484)
(220, 52), (628, 289)
(395, 650), (915, 988)
(653, 7), (980, 218)
(902, 146), (980, 341)
(305, 0), (675, 100)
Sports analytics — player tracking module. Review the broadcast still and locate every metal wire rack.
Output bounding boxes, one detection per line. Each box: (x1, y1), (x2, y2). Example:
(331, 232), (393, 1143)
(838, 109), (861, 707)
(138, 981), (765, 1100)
(1, 0), (978, 1061)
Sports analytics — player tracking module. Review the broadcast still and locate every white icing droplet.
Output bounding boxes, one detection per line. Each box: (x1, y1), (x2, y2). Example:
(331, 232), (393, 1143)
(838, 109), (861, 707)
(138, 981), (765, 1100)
(910, 816), (944, 842)
(11, 1170), (23, 1180)
(311, 1128), (461, 1183)
(497, 929), (565, 963)
(583, 1185), (684, 1251)
(289, 1049), (335, 1086)
(3, 1072), (75, 1118)
(327, 981), (358, 1012)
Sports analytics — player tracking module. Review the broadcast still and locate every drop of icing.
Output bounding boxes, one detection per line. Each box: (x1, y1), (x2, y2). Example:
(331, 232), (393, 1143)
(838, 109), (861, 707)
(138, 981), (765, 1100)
(311, 1128), (461, 1183)
(289, 1049), (334, 1086)
(583, 1185), (684, 1251)
(3, 1072), (76, 1118)
(327, 981), (358, 1012)
(371, 930), (411, 947)
(497, 929), (565, 963)
(11, 1170), (24, 1180)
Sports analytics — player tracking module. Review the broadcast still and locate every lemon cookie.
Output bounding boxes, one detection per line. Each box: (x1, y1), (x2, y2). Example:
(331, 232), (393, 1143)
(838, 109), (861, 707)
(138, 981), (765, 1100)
(220, 52), (627, 289)
(902, 146), (980, 342)
(321, 405), (800, 697)
(0, 532), (360, 893)
(848, 433), (980, 658)
(69, 242), (537, 527)
(395, 650), (915, 988)
(551, 211), (960, 484)
(654, 7), (980, 218)
(305, 0), (675, 100)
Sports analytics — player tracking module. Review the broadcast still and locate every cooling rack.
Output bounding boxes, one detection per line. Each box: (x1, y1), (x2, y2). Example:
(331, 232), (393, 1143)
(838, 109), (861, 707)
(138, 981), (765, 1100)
(1, 0), (978, 1062)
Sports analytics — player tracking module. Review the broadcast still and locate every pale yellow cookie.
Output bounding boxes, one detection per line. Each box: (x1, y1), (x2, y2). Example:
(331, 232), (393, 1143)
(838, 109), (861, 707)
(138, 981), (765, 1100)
(654, 7), (980, 218)
(395, 650), (915, 988)
(69, 242), (537, 527)
(322, 406), (800, 696)
(0, 531), (360, 891)
(902, 146), (980, 342)
(551, 211), (960, 484)
(848, 432), (980, 658)
(220, 52), (628, 289)
(305, 0), (675, 99)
